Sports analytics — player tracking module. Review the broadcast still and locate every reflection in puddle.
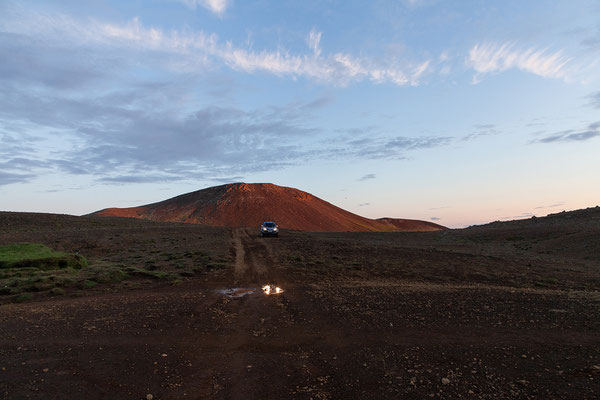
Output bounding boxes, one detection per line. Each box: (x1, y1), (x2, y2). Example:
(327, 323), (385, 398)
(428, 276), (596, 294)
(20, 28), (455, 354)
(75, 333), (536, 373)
(217, 288), (255, 298)
(262, 284), (284, 295)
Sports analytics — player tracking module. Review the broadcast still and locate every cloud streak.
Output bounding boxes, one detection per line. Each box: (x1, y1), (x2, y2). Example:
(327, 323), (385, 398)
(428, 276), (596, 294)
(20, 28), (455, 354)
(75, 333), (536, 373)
(534, 202), (564, 210)
(358, 173), (376, 181)
(468, 42), (571, 82)
(536, 121), (600, 143)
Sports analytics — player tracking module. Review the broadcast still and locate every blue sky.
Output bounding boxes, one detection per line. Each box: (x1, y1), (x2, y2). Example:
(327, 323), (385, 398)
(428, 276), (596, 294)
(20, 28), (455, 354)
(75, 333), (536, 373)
(1, 0), (599, 227)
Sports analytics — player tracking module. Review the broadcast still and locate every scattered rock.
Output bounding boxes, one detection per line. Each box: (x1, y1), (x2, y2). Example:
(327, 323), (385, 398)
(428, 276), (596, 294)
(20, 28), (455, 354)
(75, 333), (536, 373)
(42, 368), (49, 373)
(441, 378), (450, 385)
(146, 394), (153, 400)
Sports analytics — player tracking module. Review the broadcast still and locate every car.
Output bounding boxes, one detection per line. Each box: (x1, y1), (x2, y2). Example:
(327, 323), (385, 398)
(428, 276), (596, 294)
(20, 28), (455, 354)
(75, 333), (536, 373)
(260, 221), (279, 237)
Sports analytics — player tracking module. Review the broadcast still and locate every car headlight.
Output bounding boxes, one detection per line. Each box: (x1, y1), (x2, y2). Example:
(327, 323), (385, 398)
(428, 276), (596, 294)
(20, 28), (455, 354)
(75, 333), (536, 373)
(274, 227), (278, 231)
(262, 227), (267, 230)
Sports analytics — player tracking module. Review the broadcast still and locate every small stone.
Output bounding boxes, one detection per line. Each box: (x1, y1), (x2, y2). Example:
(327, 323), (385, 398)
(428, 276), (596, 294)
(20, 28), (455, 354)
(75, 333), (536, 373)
(42, 368), (49, 373)
(468, 390), (474, 394)
(441, 378), (450, 385)
(521, 354), (527, 359)
(146, 394), (153, 400)
(161, 354), (167, 357)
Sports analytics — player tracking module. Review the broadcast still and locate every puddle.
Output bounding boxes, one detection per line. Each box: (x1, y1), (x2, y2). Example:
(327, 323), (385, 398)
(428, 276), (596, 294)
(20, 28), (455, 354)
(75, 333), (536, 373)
(217, 288), (256, 298)
(217, 285), (285, 298)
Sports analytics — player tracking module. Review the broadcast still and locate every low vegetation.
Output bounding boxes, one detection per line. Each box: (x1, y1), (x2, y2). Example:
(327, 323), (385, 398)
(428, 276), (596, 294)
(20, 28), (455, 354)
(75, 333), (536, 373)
(0, 243), (87, 270)
(0, 214), (231, 303)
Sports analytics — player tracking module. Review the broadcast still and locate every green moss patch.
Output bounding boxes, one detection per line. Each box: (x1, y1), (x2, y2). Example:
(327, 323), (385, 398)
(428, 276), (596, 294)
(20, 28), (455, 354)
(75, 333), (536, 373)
(0, 243), (87, 270)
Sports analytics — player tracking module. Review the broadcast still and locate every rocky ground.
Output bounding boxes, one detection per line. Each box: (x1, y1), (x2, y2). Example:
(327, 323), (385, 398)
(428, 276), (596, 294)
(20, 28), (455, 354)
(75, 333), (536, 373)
(0, 210), (599, 399)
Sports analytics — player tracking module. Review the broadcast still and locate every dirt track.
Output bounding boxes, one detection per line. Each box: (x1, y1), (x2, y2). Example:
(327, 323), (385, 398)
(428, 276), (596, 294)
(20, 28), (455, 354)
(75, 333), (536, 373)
(232, 228), (275, 285)
(1, 226), (599, 399)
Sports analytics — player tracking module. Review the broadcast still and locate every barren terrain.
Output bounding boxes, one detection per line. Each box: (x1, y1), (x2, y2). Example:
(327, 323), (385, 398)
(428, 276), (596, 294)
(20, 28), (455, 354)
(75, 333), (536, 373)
(0, 209), (599, 399)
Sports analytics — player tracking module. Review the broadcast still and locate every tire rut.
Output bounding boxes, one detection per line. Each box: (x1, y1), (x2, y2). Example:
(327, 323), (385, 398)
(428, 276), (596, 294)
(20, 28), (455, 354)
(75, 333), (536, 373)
(222, 228), (295, 399)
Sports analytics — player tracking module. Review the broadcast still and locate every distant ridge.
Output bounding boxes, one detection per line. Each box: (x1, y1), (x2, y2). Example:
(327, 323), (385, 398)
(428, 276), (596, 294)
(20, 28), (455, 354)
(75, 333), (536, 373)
(91, 182), (447, 232)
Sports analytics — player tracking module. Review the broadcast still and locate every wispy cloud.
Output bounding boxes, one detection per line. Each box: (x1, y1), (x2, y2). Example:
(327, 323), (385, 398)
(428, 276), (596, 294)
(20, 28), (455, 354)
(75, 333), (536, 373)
(430, 217), (440, 221)
(0, 9), (431, 87)
(327, 130), (453, 160)
(461, 123), (500, 141)
(513, 212), (534, 219)
(534, 202), (564, 210)
(307, 29), (322, 57)
(358, 173), (376, 181)
(587, 91), (600, 109)
(178, 0), (230, 16)
(358, 202), (370, 207)
(536, 121), (600, 143)
(468, 42), (571, 82)
(98, 175), (186, 184)
(0, 171), (35, 186)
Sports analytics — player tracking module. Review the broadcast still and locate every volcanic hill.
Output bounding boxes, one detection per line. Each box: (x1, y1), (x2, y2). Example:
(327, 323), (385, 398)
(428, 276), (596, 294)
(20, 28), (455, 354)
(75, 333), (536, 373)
(91, 183), (446, 232)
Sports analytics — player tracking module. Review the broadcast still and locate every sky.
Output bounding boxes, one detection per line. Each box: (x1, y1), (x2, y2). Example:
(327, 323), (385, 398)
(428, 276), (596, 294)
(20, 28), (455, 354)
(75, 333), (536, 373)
(1, 0), (599, 228)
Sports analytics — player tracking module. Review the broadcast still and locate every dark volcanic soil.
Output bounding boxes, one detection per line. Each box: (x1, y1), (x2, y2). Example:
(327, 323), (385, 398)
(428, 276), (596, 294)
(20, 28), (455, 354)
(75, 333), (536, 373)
(0, 210), (599, 399)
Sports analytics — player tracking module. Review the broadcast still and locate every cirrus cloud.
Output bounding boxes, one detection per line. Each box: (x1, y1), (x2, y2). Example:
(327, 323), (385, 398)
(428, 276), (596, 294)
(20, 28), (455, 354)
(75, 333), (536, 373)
(0, 8), (431, 87)
(178, 0), (230, 16)
(468, 42), (571, 83)
(535, 121), (600, 143)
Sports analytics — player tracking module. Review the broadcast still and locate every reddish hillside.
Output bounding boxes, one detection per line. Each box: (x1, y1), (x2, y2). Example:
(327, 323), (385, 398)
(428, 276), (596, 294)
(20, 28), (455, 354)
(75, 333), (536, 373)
(91, 183), (446, 232)
(376, 217), (447, 232)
